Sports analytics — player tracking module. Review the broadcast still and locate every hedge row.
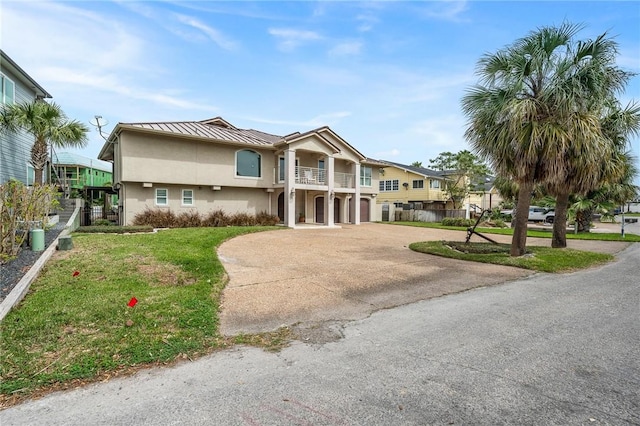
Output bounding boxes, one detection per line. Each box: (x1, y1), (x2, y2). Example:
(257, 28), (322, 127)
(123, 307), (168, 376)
(132, 208), (280, 228)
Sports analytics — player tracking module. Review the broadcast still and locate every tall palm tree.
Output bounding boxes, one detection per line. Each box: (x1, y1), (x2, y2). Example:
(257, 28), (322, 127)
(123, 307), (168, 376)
(0, 100), (88, 185)
(547, 101), (639, 246)
(461, 23), (630, 256)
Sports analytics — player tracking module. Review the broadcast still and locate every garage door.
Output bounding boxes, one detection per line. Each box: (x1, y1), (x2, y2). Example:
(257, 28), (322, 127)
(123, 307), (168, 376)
(360, 198), (370, 222)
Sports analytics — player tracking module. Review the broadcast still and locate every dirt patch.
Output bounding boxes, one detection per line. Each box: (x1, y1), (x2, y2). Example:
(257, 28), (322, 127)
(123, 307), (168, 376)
(125, 255), (195, 287)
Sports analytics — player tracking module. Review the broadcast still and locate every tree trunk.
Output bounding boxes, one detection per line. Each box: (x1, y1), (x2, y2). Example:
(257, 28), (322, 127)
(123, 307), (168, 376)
(552, 191), (569, 248)
(31, 139), (48, 186)
(511, 181), (533, 257)
(576, 209), (593, 232)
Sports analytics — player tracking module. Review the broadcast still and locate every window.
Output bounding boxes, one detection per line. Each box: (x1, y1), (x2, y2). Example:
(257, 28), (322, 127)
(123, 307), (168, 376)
(279, 156), (299, 182)
(155, 188), (168, 206)
(182, 189), (194, 206)
(1, 74), (15, 105)
(429, 179), (441, 189)
(360, 166), (372, 187)
(412, 180), (424, 189)
(379, 179), (399, 192)
(236, 150), (261, 178)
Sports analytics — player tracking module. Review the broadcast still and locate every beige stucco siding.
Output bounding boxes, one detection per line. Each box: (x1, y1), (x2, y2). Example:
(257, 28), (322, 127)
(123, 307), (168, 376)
(120, 133), (275, 187)
(121, 183), (272, 225)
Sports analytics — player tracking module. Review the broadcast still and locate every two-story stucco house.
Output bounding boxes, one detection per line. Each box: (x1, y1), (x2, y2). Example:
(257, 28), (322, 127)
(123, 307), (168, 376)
(0, 50), (52, 184)
(98, 117), (380, 227)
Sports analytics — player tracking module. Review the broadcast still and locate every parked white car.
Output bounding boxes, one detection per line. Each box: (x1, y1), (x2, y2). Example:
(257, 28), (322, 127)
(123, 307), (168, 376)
(501, 206), (555, 223)
(528, 206), (555, 223)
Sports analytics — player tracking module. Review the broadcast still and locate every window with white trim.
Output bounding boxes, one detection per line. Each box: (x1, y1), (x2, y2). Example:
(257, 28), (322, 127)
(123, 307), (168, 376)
(360, 166), (372, 187)
(236, 150), (261, 178)
(155, 188), (168, 206)
(182, 189), (194, 206)
(379, 179), (399, 192)
(429, 179), (441, 189)
(1, 74), (15, 105)
(412, 179), (424, 189)
(279, 156), (300, 182)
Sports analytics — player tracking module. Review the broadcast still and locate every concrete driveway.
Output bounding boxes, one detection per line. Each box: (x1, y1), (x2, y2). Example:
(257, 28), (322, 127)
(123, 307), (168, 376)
(218, 223), (629, 335)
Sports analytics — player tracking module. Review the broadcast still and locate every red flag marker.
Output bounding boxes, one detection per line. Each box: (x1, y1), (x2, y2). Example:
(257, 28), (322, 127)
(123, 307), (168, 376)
(128, 297), (138, 307)
(72, 271), (80, 277)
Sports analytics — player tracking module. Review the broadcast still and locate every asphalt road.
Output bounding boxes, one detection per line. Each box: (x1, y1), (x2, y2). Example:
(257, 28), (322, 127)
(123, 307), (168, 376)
(2, 244), (639, 425)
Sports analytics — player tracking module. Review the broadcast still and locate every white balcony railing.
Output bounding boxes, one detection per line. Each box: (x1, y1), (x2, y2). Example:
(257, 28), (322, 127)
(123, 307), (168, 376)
(334, 172), (355, 188)
(296, 166), (326, 184)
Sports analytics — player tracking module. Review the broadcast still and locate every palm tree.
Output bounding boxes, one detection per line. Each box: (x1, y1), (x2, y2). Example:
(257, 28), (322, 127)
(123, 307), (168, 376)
(547, 101), (639, 246)
(0, 100), (88, 185)
(461, 23), (630, 256)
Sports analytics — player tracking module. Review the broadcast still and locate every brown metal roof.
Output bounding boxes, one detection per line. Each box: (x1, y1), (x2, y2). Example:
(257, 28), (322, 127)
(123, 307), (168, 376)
(122, 121), (277, 146)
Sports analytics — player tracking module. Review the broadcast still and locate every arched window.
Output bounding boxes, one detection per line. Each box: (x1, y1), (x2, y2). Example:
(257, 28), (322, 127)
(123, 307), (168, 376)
(236, 150), (261, 178)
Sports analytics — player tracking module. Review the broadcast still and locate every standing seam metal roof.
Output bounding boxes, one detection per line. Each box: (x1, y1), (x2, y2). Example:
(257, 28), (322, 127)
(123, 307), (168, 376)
(123, 121), (278, 146)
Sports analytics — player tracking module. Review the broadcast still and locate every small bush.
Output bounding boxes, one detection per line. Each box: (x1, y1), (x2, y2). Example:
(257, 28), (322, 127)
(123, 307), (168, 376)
(132, 208), (177, 228)
(441, 218), (475, 227)
(228, 212), (256, 226)
(256, 211), (280, 226)
(133, 208), (278, 228)
(76, 226), (154, 233)
(176, 210), (202, 228)
(93, 219), (113, 226)
(202, 210), (228, 227)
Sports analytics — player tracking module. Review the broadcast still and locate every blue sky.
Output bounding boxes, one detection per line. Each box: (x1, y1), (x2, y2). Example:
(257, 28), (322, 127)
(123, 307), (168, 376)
(3, 1), (639, 181)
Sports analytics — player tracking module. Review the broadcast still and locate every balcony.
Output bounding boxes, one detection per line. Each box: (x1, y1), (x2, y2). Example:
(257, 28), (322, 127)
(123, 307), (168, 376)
(275, 166), (355, 188)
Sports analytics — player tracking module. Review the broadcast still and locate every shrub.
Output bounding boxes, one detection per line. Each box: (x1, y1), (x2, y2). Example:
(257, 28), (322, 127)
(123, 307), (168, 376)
(132, 208), (177, 228)
(76, 226), (154, 234)
(441, 218), (475, 227)
(202, 209), (228, 227)
(256, 211), (280, 226)
(93, 219), (113, 226)
(176, 210), (203, 228)
(228, 212), (256, 226)
(1, 180), (59, 259)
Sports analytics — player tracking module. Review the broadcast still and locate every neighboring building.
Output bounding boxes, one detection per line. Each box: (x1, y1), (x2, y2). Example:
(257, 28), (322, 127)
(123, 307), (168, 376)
(375, 161), (451, 209)
(98, 117), (380, 227)
(0, 50), (52, 185)
(466, 176), (503, 213)
(51, 151), (114, 196)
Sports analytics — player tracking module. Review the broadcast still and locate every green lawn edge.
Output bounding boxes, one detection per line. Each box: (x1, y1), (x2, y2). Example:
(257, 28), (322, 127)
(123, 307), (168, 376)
(385, 221), (640, 242)
(0, 226), (290, 406)
(409, 241), (613, 273)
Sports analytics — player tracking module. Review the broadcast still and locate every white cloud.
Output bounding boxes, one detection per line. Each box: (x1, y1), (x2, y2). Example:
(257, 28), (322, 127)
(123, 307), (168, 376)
(174, 14), (238, 51)
(268, 28), (323, 52)
(356, 12), (379, 32)
(408, 115), (468, 150)
(418, 0), (469, 22)
(329, 41), (363, 57)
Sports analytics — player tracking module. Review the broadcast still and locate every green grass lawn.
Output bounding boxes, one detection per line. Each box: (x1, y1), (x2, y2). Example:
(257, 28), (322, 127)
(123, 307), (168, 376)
(1, 222), (633, 406)
(0, 227), (287, 406)
(409, 241), (613, 273)
(388, 221), (640, 242)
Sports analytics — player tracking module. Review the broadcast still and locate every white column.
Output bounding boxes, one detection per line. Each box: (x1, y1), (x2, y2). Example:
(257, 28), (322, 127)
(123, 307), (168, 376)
(353, 163), (361, 225)
(327, 156), (335, 226)
(284, 149), (296, 227)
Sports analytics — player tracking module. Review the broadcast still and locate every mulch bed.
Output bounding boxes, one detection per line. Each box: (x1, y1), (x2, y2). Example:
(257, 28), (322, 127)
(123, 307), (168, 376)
(0, 222), (65, 303)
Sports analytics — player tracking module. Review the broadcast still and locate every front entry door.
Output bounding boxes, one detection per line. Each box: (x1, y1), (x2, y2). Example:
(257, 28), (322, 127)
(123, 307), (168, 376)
(315, 196), (325, 223)
(334, 198), (341, 223)
(360, 198), (370, 222)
